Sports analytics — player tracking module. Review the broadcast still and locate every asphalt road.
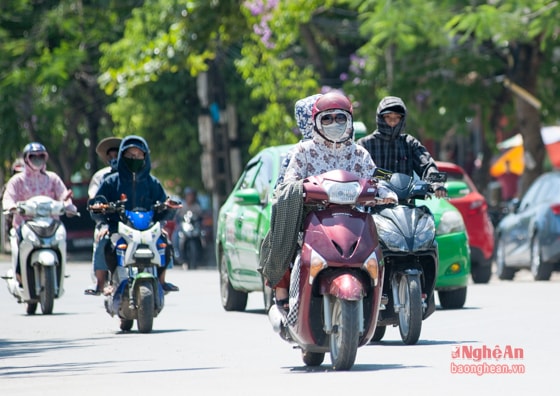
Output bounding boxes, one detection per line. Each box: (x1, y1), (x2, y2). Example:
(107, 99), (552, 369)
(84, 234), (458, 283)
(0, 251), (558, 395)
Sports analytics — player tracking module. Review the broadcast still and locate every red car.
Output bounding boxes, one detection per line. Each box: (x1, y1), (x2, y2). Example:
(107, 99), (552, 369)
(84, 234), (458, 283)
(436, 161), (495, 284)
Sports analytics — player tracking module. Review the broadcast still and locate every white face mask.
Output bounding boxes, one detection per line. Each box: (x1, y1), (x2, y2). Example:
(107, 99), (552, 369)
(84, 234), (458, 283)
(318, 110), (352, 142)
(322, 123), (348, 142)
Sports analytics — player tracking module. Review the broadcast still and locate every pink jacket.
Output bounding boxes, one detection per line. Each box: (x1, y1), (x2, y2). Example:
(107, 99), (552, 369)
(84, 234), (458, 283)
(2, 165), (72, 228)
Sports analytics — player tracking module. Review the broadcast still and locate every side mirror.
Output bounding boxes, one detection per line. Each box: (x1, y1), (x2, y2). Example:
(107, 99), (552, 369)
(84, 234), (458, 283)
(427, 172), (447, 183)
(234, 188), (262, 205)
(445, 181), (470, 198)
(373, 167), (393, 181)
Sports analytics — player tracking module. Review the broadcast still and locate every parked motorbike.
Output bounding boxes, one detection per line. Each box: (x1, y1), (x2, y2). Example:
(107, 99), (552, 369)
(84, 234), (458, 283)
(268, 169), (385, 371)
(177, 210), (205, 269)
(89, 196), (179, 333)
(2, 195), (78, 315)
(369, 170), (446, 345)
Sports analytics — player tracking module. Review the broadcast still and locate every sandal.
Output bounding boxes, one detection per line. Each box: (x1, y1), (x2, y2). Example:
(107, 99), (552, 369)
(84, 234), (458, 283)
(276, 298), (290, 314)
(84, 287), (101, 296)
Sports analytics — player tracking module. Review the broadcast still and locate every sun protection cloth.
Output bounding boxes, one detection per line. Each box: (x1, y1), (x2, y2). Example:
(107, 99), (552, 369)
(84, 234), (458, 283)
(295, 94), (323, 140)
(2, 162), (72, 228)
(259, 181), (304, 287)
(276, 94), (323, 187)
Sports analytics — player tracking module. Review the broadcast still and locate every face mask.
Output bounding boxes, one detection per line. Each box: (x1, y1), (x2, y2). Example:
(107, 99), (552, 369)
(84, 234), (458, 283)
(28, 156), (46, 170)
(124, 157), (145, 173)
(322, 123), (348, 142)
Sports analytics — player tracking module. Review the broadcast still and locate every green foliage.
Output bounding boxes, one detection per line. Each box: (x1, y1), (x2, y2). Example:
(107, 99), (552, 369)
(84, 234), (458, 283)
(1, 0), (559, 195)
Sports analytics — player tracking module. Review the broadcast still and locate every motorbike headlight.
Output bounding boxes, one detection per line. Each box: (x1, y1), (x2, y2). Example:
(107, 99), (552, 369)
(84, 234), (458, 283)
(374, 215), (408, 252)
(437, 210), (466, 235)
(323, 180), (361, 204)
(413, 214), (436, 250)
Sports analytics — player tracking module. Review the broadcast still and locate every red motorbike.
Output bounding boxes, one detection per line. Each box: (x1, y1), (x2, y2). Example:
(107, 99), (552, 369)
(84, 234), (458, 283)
(269, 169), (385, 370)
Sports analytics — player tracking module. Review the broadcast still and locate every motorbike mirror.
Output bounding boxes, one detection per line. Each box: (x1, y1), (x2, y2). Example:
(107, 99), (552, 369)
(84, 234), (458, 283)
(427, 172), (447, 183)
(165, 198), (183, 209)
(373, 167), (393, 181)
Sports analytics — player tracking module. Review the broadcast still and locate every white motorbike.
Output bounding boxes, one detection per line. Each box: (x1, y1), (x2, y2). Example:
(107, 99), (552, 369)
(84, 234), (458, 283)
(2, 195), (78, 315)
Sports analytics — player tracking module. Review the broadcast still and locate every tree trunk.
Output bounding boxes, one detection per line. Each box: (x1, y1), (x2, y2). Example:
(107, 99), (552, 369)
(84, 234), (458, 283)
(509, 42), (545, 196)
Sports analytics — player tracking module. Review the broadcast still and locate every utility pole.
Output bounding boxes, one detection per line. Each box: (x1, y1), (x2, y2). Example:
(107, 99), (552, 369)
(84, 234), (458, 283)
(196, 68), (241, 231)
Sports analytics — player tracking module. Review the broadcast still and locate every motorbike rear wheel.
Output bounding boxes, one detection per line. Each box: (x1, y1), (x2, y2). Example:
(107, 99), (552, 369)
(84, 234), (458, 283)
(397, 275), (422, 345)
(329, 298), (359, 371)
(39, 266), (56, 315)
(136, 282), (155, 333)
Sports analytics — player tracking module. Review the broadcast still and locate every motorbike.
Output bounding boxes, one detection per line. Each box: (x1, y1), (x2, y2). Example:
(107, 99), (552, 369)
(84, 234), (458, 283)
(369, 170), (446, 345)
(2, 195), (78, 315)
(177, 210), (205, 269)
(268, 169), (385, 371)
(89, 196), (179, 333)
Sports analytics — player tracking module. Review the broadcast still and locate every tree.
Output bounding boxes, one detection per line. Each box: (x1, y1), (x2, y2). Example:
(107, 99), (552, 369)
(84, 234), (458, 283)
(0, 0), (140, 183)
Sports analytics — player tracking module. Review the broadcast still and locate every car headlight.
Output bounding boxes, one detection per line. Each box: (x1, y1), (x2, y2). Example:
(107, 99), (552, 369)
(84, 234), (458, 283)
(323, 180), (361, 204)
(437, 210), (466, 235)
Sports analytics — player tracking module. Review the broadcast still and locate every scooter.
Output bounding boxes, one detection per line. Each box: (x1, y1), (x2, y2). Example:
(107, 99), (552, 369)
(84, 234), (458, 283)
(89, 195), (179, 333)
(369, 170), (446, 345)
(268, 169), (385, 371)
(177, 210), (205, 269)
(2, 195), (78, 315)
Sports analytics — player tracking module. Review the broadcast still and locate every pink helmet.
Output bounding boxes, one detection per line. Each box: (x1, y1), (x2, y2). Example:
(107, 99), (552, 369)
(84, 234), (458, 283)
(311, 92), (354, 143)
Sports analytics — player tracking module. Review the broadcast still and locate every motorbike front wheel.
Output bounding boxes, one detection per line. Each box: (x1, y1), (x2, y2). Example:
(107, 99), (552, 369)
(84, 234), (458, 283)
(39, 266), (56, 314)
(302, 350), (325, 367)
(329, 298), (360, 371)
(136, 282), (155, 333)
(184, 239), (202, 270)
(397, 275), (422, 345)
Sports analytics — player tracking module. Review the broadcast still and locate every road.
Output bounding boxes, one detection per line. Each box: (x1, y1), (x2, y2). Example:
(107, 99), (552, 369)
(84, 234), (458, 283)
(0, 252), (557, 395)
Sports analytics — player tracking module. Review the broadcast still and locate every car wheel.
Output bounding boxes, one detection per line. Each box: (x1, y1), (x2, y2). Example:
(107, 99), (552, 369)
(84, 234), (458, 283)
(531, 234), (553, 281)
(495, 236), (515, 280)
(471, 257), (492, 284)
(219, 250), (248, 311)
(438, 287), (467, 309)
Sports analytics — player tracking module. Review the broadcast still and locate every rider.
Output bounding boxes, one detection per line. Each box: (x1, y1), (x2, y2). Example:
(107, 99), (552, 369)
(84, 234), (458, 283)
(2, 142), (76, 286)
(90, 135), (179, 293)
(357, 96), (447, 197)
(84, 137), (122, 296)
(172, 187), (204, 267)
(275, 93), (322, 187)
(266, 92), (397, 312)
